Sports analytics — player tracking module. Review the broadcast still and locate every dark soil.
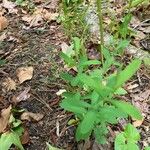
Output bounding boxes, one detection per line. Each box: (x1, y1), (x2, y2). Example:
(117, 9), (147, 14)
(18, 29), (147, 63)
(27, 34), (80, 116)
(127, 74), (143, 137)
(0, 1), (150, 150)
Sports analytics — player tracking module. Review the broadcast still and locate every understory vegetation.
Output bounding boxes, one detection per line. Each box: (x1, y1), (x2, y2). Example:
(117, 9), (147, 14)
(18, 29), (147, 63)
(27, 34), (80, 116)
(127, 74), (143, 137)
(59, 0), (150, 150)
(0, 0), (149, 150)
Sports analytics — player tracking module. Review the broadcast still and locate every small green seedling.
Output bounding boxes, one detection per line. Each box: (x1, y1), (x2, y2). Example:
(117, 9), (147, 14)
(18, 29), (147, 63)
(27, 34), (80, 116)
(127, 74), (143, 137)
(0, 112), (24, 150)
(61, 0), (89, 38)
(119, 14), (132, 39)
(60, 37), (142, 144)
(115, 124), (140, 150)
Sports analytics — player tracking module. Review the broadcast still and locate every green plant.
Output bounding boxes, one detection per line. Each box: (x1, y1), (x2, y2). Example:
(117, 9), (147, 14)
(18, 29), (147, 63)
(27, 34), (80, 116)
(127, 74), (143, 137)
(115, 124), (150, 150)
(0, 111), (24, 150)
(60, 0), (89, 39)
(14, 0), (35, 10)
(115, 124), (140, 150)
(60, 37), (142, 143)
(145, 147), (150, 150)
(118, 13), (132, 39)
(96, 0), (104, 62)
(126, 0), (149, 8)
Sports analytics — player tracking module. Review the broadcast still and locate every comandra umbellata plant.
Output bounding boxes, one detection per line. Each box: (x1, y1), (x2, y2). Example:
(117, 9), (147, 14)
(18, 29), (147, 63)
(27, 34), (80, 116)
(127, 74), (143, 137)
(60, 0), (143, 145)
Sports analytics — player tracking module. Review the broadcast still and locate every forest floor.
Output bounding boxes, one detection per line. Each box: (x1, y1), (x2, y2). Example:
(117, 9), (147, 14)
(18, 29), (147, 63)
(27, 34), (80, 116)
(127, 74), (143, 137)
(0, 0), (150, 150)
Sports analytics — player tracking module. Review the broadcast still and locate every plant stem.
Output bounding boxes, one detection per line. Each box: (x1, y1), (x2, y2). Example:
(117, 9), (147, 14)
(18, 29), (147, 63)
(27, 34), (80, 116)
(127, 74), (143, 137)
(96, 0), (104, 64)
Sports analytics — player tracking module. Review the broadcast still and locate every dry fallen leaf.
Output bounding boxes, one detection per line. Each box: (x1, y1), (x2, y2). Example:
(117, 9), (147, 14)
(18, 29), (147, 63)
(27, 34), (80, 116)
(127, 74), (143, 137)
(133, 119), (144, 127)
(2, 0), (17, 14)
(16, 66), (33, 84)
(34, 0), (45, 3)
(126, 83), (139, 92)
(2, 77), (16, 91)
(21, 112), (44, 122)
(21, 127), (30, 144)
(56, 89), (66, 96)
(22, 8), (58, 27)
(61, 42), (72, 55)
(0, 16), (8, 31)
(131, 90), (150, 102)
(43, 11), (59, 21)
(22, 15), (33, 23)
(0, 32), (7, 41)
(131, 90), (149, 118)
(44, 0), (60, 10)
(12, 87), (31, 104)
(30, 14), (43, 27)
(130, 16), (141, 28)
(0, 96), (4, 102)
(0, 105), (12, 133)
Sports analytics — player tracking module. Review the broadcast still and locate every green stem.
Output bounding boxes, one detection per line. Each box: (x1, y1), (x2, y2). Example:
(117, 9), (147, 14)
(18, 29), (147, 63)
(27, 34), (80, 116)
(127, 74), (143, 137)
(128, 0), (132, 13)
(96, 0), (104, 64)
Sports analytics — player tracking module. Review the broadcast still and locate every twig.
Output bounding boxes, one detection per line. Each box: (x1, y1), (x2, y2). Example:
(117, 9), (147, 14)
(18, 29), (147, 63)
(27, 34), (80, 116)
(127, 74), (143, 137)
(31, 92), (53, 111)
(96, 0), (104, 64)
(133, 19), (150, 29)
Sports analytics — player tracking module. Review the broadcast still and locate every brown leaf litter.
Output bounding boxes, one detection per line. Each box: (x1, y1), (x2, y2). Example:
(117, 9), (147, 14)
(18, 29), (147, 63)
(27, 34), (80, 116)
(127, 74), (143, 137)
(21, 112), (44, 122)
(2, 77), (16, 91)
(0, 16), (8, 31)
(12, 87), (31, 104)
(22, 8), (59, 27)
(16, 66), (34, 84)
(0, 105), (12, 133)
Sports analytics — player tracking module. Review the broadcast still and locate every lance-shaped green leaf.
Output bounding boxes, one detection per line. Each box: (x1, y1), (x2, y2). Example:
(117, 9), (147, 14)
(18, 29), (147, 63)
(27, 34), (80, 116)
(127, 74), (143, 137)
(0, 131), (24, 150)
(115, 124), (140, 150)
(76, 111), (96, 141)
(60, 52), (76, 67)
(111, 100), (142, 120)
(115, 59), (141, 89)
(60, 93), (90, 115)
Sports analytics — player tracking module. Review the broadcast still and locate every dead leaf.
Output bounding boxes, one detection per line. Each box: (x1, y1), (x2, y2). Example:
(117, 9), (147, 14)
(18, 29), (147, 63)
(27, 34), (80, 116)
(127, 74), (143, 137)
(34, 0), (44, 3)
(44, 0), (60, 10)
(21, 127), (30, 144)
(22, 15), (33, 23)
(43, 11), (59, 21)
(0, 50), (4, 55)
(2, 0), (17, 14)
(133, 119), (144, 127)
(0, 7), (7, 16)
(29, 14), (43, 27)
(130, 16), (141, 28)
(131, 90), (150, 102)
(21, 112), (44, 121)
(143, 26), (150, 34)
(0, 105), (12, 133)
(61, 42), (75, 59)
(22, 8), (58, 27)
(22, 13), (43, 27)
(126, 83), (139, 92)
(3, 0), (16, 9)
(133, 30), (146, 47)
(2, 77), (16, 91)
(0, 32), (7, 41)
(16, 66), (33, 84)
(56, 89), (66, 96)
(0, 96), (4, 103)
(0, 16), (8, 31)
(92, 139), (112, 150)
(133, 101), (149, 116)
(12, 87), (31, 104)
